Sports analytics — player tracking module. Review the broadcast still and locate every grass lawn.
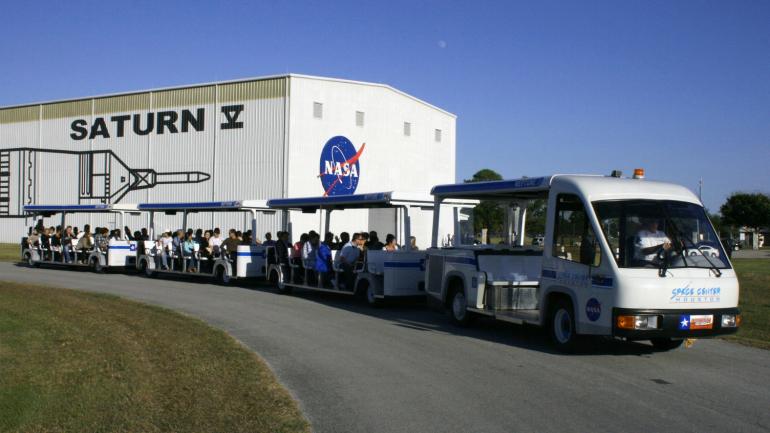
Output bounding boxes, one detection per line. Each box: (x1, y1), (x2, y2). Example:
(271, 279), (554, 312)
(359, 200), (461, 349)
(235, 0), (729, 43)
(727, 259), (770, 350)
(0, 281), (309, 433)
(0, 243), (18, 263)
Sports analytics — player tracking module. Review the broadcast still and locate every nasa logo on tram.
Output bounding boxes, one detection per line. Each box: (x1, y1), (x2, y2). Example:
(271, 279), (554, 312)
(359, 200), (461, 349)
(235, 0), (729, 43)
(318, 136), (365, 196)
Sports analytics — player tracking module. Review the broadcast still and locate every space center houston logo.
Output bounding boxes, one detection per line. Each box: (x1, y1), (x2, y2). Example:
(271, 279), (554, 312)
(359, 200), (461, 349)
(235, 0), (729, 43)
(318, 136), (365, 196)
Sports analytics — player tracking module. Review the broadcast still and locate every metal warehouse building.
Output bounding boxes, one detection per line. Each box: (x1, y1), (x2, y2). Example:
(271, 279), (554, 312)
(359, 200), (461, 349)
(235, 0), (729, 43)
(0, 74), (456, 244)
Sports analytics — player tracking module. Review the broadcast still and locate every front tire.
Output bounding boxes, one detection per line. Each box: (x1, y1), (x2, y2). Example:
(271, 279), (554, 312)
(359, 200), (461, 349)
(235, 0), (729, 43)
(24, 252), (35, 267)
(650, 338), (684, 351)
(448, 287), (471, 326)
(549, 299), (579, 352)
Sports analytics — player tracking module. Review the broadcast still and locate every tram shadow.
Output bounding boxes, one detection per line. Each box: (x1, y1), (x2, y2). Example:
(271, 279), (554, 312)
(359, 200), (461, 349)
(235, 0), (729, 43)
(246, 282), (658, 357)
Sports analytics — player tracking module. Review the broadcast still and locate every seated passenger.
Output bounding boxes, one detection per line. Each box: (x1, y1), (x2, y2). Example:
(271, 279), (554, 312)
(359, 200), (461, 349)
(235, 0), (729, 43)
(292, 234), (308, 263)
(635, 218), (672, 263)
(302, 231), (317, 263)
(210, 228), (223, 256)
(221, 230), (241, 260)
(263, 232), (276, 247)
(366, 231), (384, 251)
(76, 231), (93, 263)
(336, 232), (350, 250)
(61, 226), (74, 263)
(276, 231), (291, 264)
(183, 232), (198, 272)
(409, 236), (418, 250)
(384, 234), (398, 251)
(315, 233), (332, 287)
(323, 232), (335, 248)
(338, 233), (363, 290)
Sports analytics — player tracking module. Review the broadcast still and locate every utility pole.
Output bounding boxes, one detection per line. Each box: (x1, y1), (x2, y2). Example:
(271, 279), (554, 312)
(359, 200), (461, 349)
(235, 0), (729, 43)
(698, 178), (703, 203)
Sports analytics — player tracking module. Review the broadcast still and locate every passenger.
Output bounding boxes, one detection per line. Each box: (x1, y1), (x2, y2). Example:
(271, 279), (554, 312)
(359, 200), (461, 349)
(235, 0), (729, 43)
(76, 230), (93, 263)
(222, 230), (241, 260)
(384, 234), (398, 251)
(40, 228), (51, 260)
(323, 232), (335, 248)
(292, 233), (307, 260)
(51, 227), (62, 261)
(276, 231), (291, 264)
(302, 231), (317, 263)
(183, 232), (198, 272)
(315, 233), (332, 287)
(366, 231), (384, 251)
(140, 227), (150, 241)
(210, 228), (223, 256)
(241, 231), (252, 245)
(200, 230), (213, 261)
(263, 232), (276, 247)
(338, 233), (363, 290)
(635, 218), (672, 262)
(194, 229), (203, 244)
(160, 232), (172, 270)
(61, 226), (74, 263)
(172, 230), (185, 269)
(124, 226), (134, 240)
(94, 228), (109, 253)
(409, 236), (418, 250)
(28, 228), (40, 248)
(335, 232), (350, 250)
(236, 230), (243, 242)
(73, 226), (80, 239)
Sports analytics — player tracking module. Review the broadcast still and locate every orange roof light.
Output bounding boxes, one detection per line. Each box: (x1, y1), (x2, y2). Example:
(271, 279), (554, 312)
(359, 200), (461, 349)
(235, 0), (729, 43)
(633, 168), (645, 179)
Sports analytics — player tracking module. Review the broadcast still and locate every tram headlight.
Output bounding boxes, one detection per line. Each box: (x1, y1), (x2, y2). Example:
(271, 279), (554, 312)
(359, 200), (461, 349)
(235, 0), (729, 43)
(721, 314), (740, 328)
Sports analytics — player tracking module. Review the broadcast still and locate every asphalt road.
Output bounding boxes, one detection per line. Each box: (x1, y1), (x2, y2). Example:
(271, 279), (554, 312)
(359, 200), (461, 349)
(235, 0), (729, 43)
(1, 262), (769, 433)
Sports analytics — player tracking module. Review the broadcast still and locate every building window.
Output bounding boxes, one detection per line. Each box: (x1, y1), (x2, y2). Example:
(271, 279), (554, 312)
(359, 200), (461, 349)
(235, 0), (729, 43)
(403, 122), (411, 137)
(313, 102), (323, 119)
(435, 129), (442, 142)
(356, 111), (365, 127)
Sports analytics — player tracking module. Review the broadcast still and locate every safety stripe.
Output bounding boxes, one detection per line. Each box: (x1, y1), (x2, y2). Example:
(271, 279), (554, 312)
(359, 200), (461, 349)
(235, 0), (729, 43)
(445, 256), (477, 266)
(383, 262), (422, 268)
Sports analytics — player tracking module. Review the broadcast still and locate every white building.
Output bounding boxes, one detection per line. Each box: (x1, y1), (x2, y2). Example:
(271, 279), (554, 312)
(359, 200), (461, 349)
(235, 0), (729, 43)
(0, 74), (456, 244)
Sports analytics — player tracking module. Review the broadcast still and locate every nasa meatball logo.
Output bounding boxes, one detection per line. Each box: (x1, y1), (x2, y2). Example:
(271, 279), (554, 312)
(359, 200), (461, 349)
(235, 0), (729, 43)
(586, 298), (601, 322)
(319, 136), (365, 196)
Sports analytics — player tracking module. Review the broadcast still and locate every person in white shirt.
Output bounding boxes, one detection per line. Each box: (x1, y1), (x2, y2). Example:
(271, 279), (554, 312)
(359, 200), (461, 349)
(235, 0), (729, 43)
(338, 233), (364, 290)
(635, 218), (671, 262)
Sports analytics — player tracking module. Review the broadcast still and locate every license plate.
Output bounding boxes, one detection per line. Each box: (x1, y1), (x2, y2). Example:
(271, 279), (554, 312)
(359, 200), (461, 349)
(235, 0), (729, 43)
(690, 315), (713, 330)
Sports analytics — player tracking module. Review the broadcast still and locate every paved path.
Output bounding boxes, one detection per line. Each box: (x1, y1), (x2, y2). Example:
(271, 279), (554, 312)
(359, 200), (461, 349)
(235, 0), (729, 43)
(1, 262), (769, 433)
(733, 249), (770, 259)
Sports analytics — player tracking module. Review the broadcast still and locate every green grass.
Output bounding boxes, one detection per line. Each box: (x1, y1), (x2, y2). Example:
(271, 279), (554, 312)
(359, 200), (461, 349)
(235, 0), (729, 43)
(727, 259), (770, 350)
(0, 281), (309, 433)
(0, 243), (18, 263)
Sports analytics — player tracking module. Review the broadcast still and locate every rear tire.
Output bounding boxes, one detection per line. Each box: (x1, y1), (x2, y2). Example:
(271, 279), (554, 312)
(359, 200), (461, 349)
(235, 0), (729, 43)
(272, 269), (291, 294)
(365, 282), (381, 307)
(90, 256), (104, 273)
(448, 286), (471, 326)
(549, 298), (580, 352)
(216, 266), (231, 285)
(650, 338), (684, 351)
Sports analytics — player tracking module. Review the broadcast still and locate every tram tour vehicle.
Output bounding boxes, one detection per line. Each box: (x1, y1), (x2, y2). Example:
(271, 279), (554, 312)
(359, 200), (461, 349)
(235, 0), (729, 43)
(266, 192), (471, 305)
(134, 201), (275, 284)
(424, 171), (741, 351)
(21, 203), (139, 272)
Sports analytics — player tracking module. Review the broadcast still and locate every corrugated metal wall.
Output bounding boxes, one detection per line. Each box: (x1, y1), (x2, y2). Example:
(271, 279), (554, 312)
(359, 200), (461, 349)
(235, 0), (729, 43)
(0, 77), (288, 241)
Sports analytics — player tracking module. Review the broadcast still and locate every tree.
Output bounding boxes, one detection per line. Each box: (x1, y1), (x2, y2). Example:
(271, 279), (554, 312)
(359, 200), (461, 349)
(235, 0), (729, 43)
(720, 193), (770, 249)
(464, 169), (504, 235)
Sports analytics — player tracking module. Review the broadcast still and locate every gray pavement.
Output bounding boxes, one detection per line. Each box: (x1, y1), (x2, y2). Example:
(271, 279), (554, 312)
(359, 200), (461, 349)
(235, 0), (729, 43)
(1, 261), (769, 433)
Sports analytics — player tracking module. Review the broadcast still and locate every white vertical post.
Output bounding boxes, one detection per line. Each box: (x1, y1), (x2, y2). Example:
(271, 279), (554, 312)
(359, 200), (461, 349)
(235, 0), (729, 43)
(403, 206), (412, 251)
(149, 212), (155, 239)
(250, 209), (257, 246)
(324, 209), (332, 237)
(517, 206), (527, 247)
(431, 199), (441, 248)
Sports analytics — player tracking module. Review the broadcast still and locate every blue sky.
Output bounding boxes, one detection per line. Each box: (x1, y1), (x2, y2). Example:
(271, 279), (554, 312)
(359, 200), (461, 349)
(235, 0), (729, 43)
(1, 0), (768, 211)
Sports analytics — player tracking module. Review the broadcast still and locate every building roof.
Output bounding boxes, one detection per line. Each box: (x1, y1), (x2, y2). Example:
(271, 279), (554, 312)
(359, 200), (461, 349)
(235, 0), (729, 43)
(0, 73), (454, 118)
